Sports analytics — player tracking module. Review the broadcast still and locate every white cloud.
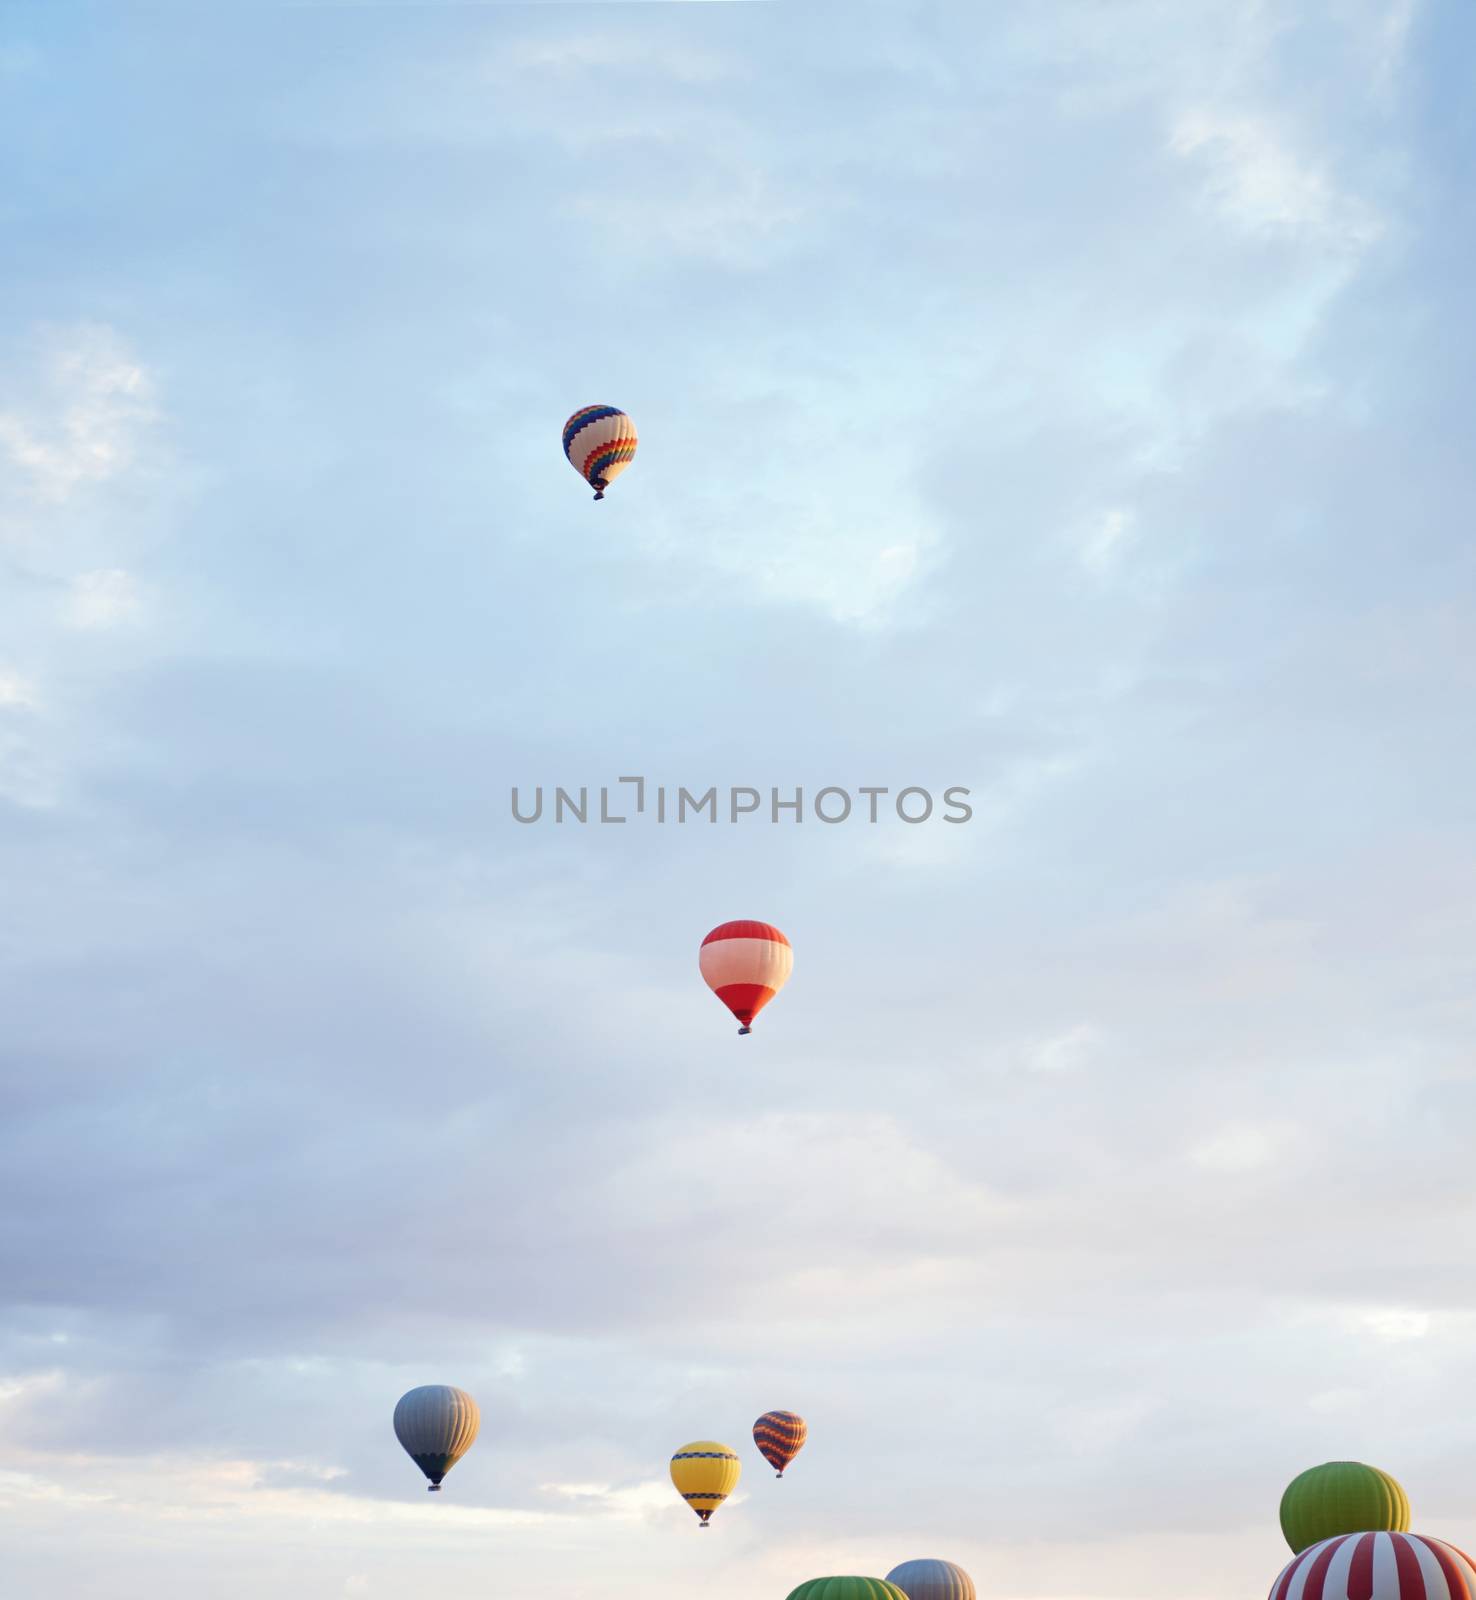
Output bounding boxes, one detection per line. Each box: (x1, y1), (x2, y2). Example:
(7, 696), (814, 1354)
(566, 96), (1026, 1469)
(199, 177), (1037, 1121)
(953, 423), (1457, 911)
(1080, 508), (1138, 575)
(1375, 0), (1419, 81)
(0, 670), (39, 710)
(0, 325), (159, 508)
(1331, 0), (1420, 96)
(1053, 1395), (1158, 1456)
(538, 1478), (673, 1519)
(1025, 1023), (1104, 1074)
(0, 329), (169, 811)
(638, 427), (941, 628)
(960, 749), (1092, 839)
(570, 162), (814, 270)
(0, 1447), (555, 1529)
(1169, 109), (1383, 254)
(1306, 1387), (1365, 1413)
(1189, 1122), (1293, 1173)
(864, 815), (979, 872)
(752, 513), (931, 626)
(0, 678), (60, 808)
(1359, 1307), (1432, 1342)
(496, 34), (736, 89)
(62, 568), (144, 630)
(476, 30), (828, 270)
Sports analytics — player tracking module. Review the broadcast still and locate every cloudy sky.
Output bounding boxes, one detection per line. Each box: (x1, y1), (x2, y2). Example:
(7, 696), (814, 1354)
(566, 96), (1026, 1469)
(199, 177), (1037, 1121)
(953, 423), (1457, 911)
(3, 1), (1475, 1596)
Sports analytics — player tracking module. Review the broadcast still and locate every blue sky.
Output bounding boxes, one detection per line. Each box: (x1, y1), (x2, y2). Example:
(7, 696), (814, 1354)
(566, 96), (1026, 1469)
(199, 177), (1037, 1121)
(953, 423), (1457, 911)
(2, 1), (1475, 1596)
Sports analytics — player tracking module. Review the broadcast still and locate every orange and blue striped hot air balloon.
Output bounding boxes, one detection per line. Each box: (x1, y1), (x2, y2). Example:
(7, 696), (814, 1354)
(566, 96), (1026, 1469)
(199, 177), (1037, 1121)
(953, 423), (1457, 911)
(753, 1410), (807, 1478)
(563, 405), (637, 500)
(699, 921), (792, 1035)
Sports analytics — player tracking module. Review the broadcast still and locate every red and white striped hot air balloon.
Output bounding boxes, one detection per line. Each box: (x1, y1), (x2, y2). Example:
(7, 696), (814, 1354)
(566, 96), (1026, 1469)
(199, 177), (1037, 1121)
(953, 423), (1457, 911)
(1269, 1533), (1476, 1600)
(699, 921), (792, 1035)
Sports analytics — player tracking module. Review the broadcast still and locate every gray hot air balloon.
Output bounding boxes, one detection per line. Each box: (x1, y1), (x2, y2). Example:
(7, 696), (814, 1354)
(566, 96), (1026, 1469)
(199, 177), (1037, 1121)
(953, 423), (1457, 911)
(393, 1385), (480, 1492)
(885, 1560), (976, 1600)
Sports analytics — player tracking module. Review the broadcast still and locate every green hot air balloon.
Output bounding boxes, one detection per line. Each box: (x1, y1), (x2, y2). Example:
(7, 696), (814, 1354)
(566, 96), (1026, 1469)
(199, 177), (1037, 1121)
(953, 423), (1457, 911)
(1279, 1461), (1410, 1553)
(786, 1582), (910, 1600)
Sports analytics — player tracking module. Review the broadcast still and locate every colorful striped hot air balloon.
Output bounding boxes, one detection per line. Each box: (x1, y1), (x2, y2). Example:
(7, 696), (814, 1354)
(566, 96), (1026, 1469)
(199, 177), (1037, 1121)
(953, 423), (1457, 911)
(1281, 1462), (1411, 1553)
(699, 921), (792, 1035)
(885, 1560), (977, 1600)
(563, 406), (637, 500)
(753, 1409), (807, 1477)
(785, 1581), (910, 1600)
(392, 1385), (479, 1492)
(669, 1440), (740, 1527)
(1268, 1533), (1476, 1599)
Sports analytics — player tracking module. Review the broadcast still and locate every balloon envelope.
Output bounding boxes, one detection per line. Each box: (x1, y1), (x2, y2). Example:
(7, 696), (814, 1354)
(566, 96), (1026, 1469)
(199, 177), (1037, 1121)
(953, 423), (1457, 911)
(753, 1409), (807, 1477)
(1280, 1462), (1410, 1553)
(670, 1440), (741, 1525)
(563, 406), (637, 500)
(885, 1560), (976, 1600)
(785, 1582), (909, 1600)
(1269, 1532), (1476, 1599)
(392, 1385), (479, 1490)
(700, 921), (792, 1033)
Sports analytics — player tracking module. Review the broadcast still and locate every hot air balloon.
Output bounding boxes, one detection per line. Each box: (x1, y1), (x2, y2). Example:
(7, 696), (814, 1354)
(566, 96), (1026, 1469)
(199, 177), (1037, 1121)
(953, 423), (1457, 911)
(785, 1581), (910, 1600)
(885, 1560), (976, 1600)
(563, 406), (637, 501)
(1268, 1533), (1476, 1599)
(393, 1385), (480, 1492)
(699, 921), (792, 1035)
(753, 1410), (807, 1478)
(669, 1440), (741, 1527)
(1280, 1462), (1411, 1554)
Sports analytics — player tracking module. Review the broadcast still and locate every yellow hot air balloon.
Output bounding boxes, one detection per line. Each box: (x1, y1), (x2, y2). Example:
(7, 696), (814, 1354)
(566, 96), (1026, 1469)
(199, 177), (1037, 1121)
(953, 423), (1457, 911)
(670, 1440), (741, 1527)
